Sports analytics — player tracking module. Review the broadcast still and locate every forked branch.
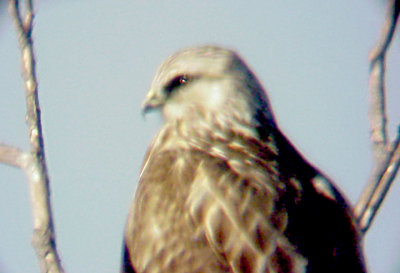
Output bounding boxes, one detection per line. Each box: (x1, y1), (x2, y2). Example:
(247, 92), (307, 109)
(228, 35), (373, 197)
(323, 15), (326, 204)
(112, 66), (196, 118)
(354, 0), (400, 235)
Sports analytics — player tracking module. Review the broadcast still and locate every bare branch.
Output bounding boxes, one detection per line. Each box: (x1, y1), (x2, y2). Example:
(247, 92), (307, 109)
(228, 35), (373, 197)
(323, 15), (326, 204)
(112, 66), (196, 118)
(357, 130), (400, 233)
(369, 0), (400, 63)
(8, 0), (64, 272)
(0, 143), (26, 168)
(368, 0), (399, 152)
(354, 0), (400, 235)
(369, 57), (388, 150)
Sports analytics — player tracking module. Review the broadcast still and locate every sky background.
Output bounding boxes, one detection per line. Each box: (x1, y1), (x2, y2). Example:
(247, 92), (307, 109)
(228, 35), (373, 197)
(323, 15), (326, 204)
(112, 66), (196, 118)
(0, 1), (399, 273)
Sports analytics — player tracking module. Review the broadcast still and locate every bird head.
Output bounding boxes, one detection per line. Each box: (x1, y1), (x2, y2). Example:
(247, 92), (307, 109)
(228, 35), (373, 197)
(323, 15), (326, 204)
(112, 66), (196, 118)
(142, 46), (276, 135)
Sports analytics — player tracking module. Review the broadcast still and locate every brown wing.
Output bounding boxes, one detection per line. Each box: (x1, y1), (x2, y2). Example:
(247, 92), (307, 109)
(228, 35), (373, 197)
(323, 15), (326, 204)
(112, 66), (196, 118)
(185, 154), (307, 273)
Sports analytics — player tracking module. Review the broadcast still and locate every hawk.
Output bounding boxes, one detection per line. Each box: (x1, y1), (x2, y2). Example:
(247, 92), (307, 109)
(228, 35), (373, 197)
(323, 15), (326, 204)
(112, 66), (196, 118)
(122, 46), (367, 273)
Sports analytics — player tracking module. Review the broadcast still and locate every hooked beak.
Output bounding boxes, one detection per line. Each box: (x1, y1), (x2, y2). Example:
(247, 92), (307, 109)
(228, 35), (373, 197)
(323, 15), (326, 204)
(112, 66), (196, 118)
(141, 89), (163, 116)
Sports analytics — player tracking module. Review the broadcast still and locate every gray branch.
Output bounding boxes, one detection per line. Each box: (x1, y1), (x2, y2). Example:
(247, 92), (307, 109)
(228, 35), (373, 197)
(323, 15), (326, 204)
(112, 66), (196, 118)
(7, 0), (64, 272)
(354, 0), (400, 235)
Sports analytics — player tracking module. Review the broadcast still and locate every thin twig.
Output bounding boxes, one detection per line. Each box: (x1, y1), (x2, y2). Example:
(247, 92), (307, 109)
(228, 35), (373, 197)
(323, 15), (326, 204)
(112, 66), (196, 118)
(354, 0), (400, 235)
(369, 0), (400, 62)
(8, 0), (64, 272)
(0, 143), (26, 168)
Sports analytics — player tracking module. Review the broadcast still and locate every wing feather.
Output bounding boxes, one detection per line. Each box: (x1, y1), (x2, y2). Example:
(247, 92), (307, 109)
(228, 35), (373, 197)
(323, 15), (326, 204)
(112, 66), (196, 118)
(186, 144), (307, 273)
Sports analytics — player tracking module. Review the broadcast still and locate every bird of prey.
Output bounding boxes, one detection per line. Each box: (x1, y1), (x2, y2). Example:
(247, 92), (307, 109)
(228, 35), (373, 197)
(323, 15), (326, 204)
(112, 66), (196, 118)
(122, 46), (367, 273)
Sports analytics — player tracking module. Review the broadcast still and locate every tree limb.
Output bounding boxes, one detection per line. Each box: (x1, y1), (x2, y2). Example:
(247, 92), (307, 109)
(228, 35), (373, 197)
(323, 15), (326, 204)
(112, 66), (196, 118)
(8, 0), (64, 272)
(354, 0), (400, 235)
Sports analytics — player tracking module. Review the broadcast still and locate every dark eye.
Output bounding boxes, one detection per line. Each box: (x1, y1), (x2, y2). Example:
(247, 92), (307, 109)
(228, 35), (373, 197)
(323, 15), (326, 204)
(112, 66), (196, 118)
(164, 75), (190, 94)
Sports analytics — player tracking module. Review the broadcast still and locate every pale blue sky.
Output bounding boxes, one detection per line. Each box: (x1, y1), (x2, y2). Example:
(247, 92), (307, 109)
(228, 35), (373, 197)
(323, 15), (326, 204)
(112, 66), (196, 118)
(0, 1), (399, 273)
